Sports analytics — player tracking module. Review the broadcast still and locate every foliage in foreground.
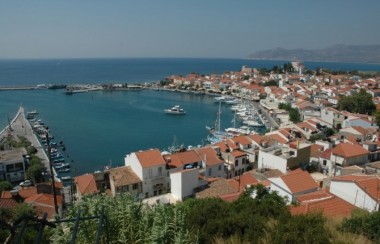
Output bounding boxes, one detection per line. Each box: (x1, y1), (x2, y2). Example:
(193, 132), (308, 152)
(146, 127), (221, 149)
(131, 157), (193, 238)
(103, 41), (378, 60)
(340, 210), (380, 242)
(51, 194), (196, 244)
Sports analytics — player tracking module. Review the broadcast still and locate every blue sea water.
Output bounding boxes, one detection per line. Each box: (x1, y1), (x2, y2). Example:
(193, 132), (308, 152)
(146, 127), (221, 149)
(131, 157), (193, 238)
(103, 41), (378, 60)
(0, 58), (379, 86)
(1, 58), (379, 176)
(0, 89), (239, 175)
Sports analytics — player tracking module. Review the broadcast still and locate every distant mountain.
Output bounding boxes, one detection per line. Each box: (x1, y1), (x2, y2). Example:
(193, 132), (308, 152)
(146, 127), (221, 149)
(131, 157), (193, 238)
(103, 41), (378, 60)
(247, 44), (380, 64)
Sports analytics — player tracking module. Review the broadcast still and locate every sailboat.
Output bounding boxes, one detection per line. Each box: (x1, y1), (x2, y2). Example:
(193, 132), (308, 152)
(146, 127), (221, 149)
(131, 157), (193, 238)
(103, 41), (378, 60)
(206, 102), (230, 143)
(167, 135), (185, 154)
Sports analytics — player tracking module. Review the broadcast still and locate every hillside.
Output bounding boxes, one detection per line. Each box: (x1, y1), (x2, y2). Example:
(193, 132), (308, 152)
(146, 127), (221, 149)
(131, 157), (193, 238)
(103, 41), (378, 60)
(247, 44), (380, 63)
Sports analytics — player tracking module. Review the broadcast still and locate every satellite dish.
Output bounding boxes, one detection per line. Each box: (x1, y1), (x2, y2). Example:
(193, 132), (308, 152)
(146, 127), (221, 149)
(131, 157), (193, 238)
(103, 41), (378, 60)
(264, 87), (272, 94)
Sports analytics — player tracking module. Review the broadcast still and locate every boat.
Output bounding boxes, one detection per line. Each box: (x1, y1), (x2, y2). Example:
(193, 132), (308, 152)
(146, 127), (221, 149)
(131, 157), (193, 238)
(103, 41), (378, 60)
(164, 105), (186, 115)
(57, 168), (70, 173)
(55, 163), (70, 169)
(167, 135), (186, 154)
(206, 102), (231, 143)
(225, 99), (240, 105)
(61, 176), (72, 181)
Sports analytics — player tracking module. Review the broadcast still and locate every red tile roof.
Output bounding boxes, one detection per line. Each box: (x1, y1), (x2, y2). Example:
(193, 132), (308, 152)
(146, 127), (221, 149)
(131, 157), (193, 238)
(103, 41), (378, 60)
(0, 198), (18, 209)
(195, 147), (225, 166)
(270, 133), (288, 144)
(231, 135), (251, 146)
(310, 144), (324, 158)
(25, 193), (63, 219)
(331, 143), (369, 158)
(332, 175), (380, 202)
(230, 150), (247, 158)
(167, 150), (201, 168)
(248, 134), (262, 145)
(279, 169), (319, 194)
(320, 148), (332, 159)
(228, 171), (259, 192)
(1, 187), (38, 199)
(108, 166), (141, 187)
(296, 189), (332, 203)
(196, 178), (237, 199)
(136, 149), (166, 168)
(290, 194), (356, 218)
(74, 174), (99, 196)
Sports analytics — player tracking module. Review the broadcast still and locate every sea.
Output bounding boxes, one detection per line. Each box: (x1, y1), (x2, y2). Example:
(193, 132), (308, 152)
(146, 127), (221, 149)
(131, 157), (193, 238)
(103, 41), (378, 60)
(1, 58), (380, 176)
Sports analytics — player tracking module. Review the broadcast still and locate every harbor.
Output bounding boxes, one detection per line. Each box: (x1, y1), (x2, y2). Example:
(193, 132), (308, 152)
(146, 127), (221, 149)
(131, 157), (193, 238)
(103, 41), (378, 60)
(0, 106), (76, 186)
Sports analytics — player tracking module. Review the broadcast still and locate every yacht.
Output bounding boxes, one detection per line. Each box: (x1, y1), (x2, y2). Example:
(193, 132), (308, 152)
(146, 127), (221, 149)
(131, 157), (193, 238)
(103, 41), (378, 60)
(164, 105), (186, 115)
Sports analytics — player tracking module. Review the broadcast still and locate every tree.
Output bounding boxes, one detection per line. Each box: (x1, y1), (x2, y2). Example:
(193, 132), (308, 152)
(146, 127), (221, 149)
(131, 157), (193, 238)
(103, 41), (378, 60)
(340, 210), (380, 242)
(289, 108), (301, 123)
(0, 181), (12, 195)
(375, 110), (380, 127)
(263, 80), (278, 87)
(0, 203), (38, 243)
(25, 157), (44, 183)
(337, 89), (376, 115)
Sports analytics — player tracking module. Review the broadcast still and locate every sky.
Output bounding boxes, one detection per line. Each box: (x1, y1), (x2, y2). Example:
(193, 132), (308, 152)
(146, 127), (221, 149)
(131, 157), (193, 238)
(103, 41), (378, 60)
(0, 0), (379, 59)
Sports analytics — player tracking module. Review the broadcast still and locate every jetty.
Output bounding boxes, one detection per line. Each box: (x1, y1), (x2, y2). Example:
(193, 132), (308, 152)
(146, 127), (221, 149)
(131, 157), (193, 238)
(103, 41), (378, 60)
(0, 86), (38, 91)
(0, 107), (58, 180)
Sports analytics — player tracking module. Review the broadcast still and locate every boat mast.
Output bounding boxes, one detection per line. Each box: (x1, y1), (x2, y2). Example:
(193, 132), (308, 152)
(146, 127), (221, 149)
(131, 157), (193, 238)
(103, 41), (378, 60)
(215, 101), (221, 132)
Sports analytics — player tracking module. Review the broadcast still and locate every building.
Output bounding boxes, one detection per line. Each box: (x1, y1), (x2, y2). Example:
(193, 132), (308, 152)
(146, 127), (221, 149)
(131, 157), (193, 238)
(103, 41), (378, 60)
(269, 169), (319, 204)
(170, 168), (200, 201)
(125, 149), (169, 198)
(257, 141), (312, 174)
(73, 174), (99, 199)
(330, 175), (380, 212)
(291, 189), (356, 218)
(194, 147), (225, 178)
(108, 166), (142, 197)
(330, 143), (369, 168)
(0, 148), (27, 183)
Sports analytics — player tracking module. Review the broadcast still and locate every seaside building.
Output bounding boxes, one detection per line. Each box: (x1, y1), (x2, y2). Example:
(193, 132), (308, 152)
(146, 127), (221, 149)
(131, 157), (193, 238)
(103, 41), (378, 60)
(108, 166), (142, 197)
(257, 141), (312, 174)
(0, 148), (27, 183)
(124, 149), (169, 198)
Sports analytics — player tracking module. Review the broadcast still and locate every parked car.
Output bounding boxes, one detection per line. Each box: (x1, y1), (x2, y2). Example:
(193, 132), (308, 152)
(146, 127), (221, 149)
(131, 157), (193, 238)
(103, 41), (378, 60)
(19, 180), (32, 187)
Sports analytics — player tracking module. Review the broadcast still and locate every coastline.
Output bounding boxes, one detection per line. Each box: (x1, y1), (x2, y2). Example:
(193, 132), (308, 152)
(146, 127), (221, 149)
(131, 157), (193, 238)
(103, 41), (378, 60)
(0, 106), (58, 180)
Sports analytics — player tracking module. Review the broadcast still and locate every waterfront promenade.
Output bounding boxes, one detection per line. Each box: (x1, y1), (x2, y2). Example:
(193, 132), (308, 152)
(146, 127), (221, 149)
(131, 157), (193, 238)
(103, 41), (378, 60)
(0, 107), (50, 169)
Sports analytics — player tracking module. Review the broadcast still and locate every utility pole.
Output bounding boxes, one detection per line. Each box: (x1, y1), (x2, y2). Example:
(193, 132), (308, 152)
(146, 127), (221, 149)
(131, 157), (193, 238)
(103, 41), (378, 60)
(46, 131), (59, 215)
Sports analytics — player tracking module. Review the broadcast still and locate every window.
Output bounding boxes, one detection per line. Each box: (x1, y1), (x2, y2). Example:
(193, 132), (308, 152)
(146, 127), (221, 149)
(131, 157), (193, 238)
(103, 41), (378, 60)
(323, 160), (327, 166)
(218, 165), (222, 171)
(235, 160), (238, 167)
(208, 168), (212, 176)
(133, 184), (138, 190)
(158, 166), (162, 175)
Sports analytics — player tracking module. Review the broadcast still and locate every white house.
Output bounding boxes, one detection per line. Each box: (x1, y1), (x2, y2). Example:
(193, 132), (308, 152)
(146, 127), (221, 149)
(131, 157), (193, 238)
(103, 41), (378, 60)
(257, 141), (312, 174)
(330, 175), (380, 212)
(269, 169), (319, 204)
(195, 147), (225, 178)
(170, 168), (199, 201)
(342, 117), (378, 129)
(125, 149), (169, 198)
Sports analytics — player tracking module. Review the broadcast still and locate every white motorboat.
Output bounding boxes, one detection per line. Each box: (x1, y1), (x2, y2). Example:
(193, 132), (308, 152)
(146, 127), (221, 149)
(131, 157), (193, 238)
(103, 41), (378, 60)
(164, 105), (186, 115)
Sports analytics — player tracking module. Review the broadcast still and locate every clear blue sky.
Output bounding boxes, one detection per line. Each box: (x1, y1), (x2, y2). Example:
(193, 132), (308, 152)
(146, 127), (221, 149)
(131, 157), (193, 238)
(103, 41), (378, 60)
(0, 0), (379, 59)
